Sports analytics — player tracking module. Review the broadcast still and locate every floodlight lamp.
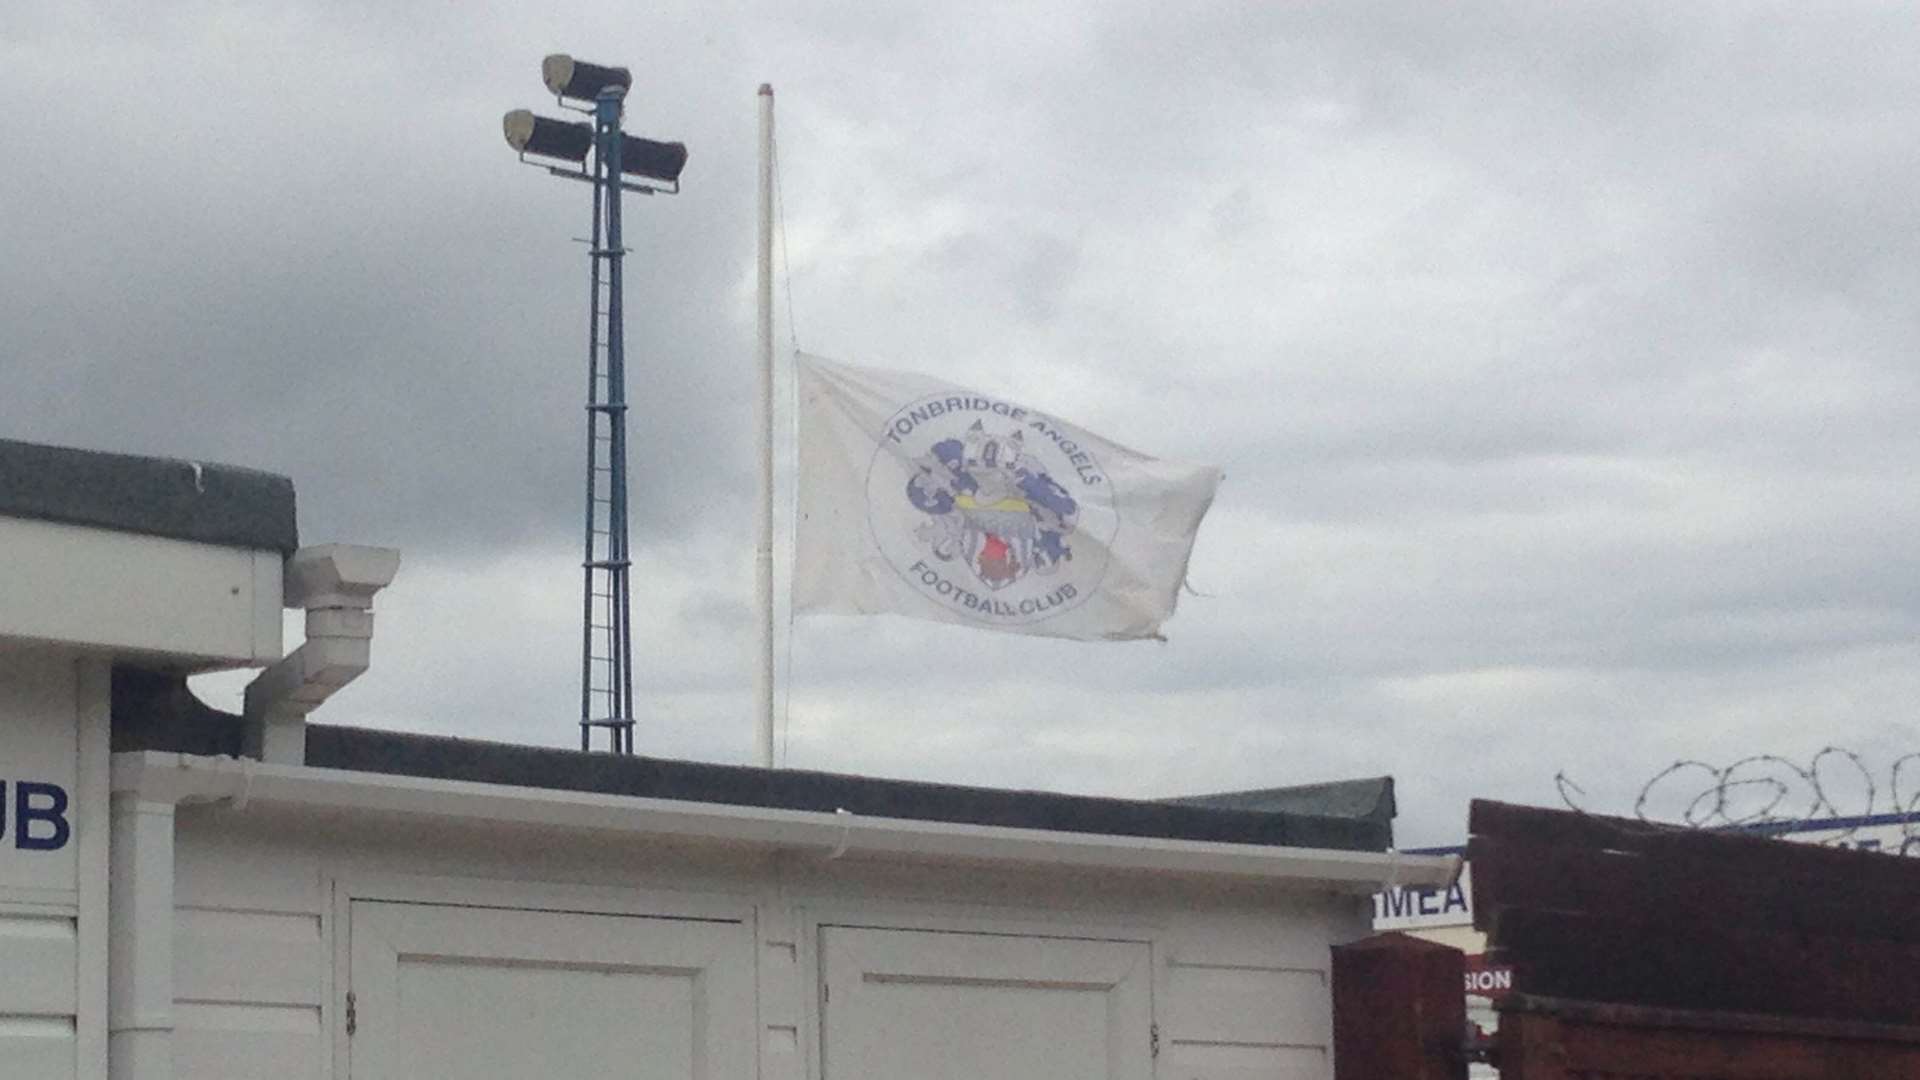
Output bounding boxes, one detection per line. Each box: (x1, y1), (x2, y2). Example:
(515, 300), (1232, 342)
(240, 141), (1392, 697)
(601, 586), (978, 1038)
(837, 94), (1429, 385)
(623, 137), (690, 185)
(543, 54), (633, 104)
(503, 110), (592, 164)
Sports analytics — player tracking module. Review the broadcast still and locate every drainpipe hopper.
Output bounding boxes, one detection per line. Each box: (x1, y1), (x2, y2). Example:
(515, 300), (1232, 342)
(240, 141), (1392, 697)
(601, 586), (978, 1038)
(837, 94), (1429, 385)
(242, 544), (400, 763)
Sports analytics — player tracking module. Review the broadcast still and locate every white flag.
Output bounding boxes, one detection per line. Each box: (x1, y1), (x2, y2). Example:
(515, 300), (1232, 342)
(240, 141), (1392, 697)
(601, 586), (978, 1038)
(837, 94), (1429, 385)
(794, 354), (1221, 641)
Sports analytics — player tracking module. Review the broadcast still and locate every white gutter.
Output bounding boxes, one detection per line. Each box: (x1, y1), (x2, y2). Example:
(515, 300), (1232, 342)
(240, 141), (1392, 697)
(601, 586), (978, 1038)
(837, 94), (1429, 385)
(111, 750), (1458, 891)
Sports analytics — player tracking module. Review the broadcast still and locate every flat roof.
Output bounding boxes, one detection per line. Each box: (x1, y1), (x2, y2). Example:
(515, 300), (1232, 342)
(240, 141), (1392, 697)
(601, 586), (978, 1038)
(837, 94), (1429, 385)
(113, 668), (1393, 853)
(1170, 776), (1397, 829)
(0, 437), (297, 553)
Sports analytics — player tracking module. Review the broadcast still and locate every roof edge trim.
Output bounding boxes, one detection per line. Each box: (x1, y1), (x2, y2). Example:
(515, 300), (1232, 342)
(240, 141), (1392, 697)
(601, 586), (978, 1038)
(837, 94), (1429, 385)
(111, 750), (1458, 889)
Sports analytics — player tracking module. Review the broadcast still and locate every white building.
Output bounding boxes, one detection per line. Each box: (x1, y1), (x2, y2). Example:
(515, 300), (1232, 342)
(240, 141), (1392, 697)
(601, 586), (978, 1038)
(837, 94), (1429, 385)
(0, 436), (1454, 1080)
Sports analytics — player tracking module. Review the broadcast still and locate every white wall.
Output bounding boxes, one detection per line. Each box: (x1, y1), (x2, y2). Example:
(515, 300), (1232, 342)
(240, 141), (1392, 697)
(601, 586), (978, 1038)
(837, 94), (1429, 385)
(1, 650), (111, 1080)
(0, 517), (280, 669)
(169, 801), (1372, 1080)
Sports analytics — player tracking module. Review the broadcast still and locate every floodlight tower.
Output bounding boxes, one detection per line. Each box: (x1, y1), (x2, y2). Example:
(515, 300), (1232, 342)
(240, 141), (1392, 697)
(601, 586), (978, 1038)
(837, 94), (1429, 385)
(504, 55), (689, 754)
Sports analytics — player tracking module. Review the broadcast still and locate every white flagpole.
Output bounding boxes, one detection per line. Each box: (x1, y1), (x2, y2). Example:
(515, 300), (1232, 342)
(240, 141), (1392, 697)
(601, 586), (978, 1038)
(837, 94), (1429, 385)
(754, 84), (777, 768)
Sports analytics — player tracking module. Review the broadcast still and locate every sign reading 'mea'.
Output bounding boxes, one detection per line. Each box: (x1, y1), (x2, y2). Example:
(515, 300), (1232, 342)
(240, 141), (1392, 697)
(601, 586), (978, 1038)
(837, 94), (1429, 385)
(1374, 861), (1474, 931)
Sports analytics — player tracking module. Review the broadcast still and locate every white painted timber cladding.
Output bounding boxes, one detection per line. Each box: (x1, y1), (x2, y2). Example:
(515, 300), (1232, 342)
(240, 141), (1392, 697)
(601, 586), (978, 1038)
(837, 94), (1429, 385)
(173, 906), (326, 1079)
(0, 652), (80, 896)
(1, 652), (111, 1080)
(0, 913), (78, 1078)
(166, 803), (1373, 1080)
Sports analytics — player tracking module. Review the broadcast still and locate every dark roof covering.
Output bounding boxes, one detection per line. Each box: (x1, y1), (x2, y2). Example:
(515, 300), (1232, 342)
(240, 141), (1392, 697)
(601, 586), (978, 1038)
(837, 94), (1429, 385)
(1167, 777), (1397, 833)
(0, 437), (297, 553)
(111, 667), (1392, 853)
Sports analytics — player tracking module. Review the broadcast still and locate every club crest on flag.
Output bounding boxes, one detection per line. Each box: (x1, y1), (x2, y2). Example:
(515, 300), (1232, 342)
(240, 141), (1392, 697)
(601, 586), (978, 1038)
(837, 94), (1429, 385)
(868, 393), (1118, 625)
(796, 354), (1221, 641)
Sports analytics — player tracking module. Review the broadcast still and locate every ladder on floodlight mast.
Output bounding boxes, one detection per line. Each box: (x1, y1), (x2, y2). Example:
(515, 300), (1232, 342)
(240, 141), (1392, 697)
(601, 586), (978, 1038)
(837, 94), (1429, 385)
(580, 90), (635, 754)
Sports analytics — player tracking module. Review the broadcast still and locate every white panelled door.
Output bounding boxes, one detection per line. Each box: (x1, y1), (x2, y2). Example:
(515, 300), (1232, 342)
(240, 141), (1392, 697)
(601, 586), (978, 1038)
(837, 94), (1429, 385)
(820, 927), (1154, 1080)
(347, 902), (754, 1080)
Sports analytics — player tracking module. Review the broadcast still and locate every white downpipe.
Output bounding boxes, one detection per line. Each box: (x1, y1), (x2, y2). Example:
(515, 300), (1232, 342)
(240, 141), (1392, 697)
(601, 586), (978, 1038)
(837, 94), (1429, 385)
(754, 84), (777, 768)
(106, 795), (175, 1080)
(241, 545), (399, 763)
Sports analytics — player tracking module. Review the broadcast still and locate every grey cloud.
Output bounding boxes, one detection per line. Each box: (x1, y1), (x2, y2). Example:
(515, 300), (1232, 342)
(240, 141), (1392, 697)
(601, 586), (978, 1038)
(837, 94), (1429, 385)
(13, 2), (1920, 846)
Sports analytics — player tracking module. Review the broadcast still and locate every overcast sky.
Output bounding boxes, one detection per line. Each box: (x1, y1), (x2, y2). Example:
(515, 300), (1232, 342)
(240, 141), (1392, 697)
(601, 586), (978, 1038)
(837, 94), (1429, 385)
(4, 3), (1916, 845)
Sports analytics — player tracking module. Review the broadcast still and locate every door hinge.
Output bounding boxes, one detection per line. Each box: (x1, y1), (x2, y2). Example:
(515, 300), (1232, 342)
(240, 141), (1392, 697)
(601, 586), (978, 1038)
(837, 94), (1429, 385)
(1150, 1022), (1159, 1058)
(345, 991), (357, 1037)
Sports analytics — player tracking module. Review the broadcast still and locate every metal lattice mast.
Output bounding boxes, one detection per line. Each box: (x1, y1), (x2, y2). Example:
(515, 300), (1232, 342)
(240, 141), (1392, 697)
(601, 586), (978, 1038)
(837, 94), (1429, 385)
(503, 54), (686, 755)
(581, 86), (634, 754)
